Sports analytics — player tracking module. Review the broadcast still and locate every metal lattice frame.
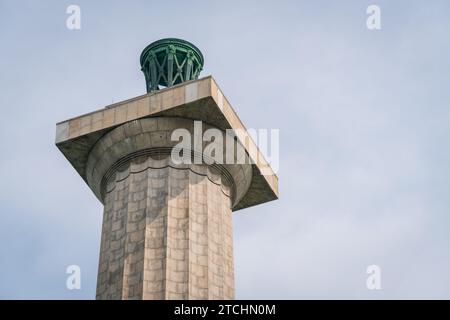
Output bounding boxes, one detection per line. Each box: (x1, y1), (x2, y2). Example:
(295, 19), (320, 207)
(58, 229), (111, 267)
(140, 38), (204, 93)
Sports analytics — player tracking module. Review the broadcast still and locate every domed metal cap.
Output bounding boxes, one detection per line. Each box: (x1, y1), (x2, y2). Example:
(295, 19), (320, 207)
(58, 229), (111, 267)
(140, 38), (204, 93)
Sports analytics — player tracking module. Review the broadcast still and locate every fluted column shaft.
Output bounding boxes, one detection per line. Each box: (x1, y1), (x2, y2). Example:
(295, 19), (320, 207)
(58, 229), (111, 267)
(96, 156), (234, 299)
(89, 117), (252, 300)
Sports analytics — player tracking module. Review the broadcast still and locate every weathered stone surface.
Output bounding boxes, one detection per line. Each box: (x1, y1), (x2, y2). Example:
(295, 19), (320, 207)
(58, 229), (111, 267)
(96, 155), (234, 300)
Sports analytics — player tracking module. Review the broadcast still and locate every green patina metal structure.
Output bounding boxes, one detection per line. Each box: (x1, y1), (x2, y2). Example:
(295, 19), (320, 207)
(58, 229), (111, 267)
(140, 38), (204, 93)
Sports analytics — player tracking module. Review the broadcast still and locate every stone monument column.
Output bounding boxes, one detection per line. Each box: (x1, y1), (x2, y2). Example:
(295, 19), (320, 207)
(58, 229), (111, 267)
(91, 117), (251, 299)
(55, 38), (279, 300)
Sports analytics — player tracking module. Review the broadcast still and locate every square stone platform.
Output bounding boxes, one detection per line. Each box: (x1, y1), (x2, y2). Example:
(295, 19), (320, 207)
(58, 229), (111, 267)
(55, 76), (278, 211)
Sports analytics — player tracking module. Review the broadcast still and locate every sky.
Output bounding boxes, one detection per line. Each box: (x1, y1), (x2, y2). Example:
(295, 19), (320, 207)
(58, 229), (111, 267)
(1, 0), (450, 299)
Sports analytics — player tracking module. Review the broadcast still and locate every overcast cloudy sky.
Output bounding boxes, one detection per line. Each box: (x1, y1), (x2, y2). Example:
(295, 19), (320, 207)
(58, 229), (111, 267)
(1, 0), (450, 299)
